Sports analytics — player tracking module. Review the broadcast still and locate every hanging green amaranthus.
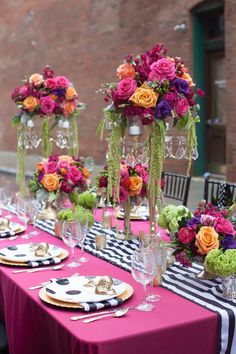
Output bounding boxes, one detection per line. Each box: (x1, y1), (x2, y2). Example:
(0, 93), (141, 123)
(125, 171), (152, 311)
(42, 118), (52, 158)
(16, 127), (27, 196)
(69, 115), (79, 157)
(147, 120), (166, 232)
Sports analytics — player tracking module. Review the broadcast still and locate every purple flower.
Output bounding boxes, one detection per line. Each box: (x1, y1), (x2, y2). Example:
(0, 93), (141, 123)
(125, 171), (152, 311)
(171, 78), (190, 95)
(175, 251), (192, 267)
(135, 55), (151, 83)
(60, 181), (74, 194)
(40, 96), (55, 114)
(48, 155), (59, 162)
(155, 100), (171, 119)
(52, 88), (66, 97)
(221, 234), (236, 250)
(186, 216), (201, 228)
(43, 66), (55, 79)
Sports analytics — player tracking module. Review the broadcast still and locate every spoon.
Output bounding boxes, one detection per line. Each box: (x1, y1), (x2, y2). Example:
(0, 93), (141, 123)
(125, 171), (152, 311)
(12, 264), (64, 274)
(82, 308), (129, 323)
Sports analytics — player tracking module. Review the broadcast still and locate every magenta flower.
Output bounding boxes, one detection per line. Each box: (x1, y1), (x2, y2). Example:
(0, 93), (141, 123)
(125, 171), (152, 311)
(44, 161), (58, 174)
(163, 92), (178, 108)
(148, 58), (176, 82)
(60, 181), (74, 193)
(99, 176), (108, 188)
(119, 186), (129, 203)
(68, 166), (82, 183)
(213, 216), (235, 235)
(56, 76), (70, 89)
(174, 97), (189, 117)
(19, 85), (30, 99)
(43, 66), (55, 79)
(40, 96), (55, 114)
(46, 78), (57, 90)
(58, 160), (70, 171)
(11, 87), (20, 100)
(114, 78), (137, 102)
(177, 227), (196, 244)
(196, 88), (205, 97)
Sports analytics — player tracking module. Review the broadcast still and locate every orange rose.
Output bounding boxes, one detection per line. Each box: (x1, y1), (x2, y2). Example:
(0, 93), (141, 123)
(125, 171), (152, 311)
(23, 96), (39, 112)
(117, 63), (136, 80)
(64, 101), (76, 116)
(29, 73), (44, 86)
(82, 167), (90, 179)
(129, 83), (158, 109)
(129, 176), (143, 196)
(41, 173), (60, 192)
(65, 87), (78, 100)
(195, 226), (219, 255)
(58, 155), (74, 163)
(50, 94), (58, 100)
(37, 162), (44, 172)
(179, 72), (195, 87)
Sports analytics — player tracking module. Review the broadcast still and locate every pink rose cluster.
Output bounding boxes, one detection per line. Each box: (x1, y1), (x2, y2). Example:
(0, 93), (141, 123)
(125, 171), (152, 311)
(11, 66), (80, 118)
(30, 154), (90, 196)
(104, 43), (204, 125)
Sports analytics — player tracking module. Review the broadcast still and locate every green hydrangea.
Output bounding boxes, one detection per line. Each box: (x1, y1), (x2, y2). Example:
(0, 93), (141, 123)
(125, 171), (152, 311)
(69, 191), (96, 210)
(157, 204), (192, 232)
(205, 249), (236, 277)
(57, 205), (94, 228)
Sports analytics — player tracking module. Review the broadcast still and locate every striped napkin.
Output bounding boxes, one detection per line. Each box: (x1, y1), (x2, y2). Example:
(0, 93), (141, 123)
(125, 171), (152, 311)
(0, 230), (15, 238)
(27, 257), (61, 268)
(79, 296), (124, 312)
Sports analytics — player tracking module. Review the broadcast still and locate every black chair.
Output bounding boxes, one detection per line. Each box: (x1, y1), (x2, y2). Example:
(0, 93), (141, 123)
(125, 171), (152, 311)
(162, 172), (191, 206)
(0, 321), (8, 353)
(203, 173), (236, 208)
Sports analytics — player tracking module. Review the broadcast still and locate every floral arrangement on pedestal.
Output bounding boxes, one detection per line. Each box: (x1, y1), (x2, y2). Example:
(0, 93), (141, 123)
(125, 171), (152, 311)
(158, 201), (236, 267)
(11, 66), (85, 194)
(28, 155), (90, 219)
(98, 43), (204, 232)
(96, 162), (149, 238)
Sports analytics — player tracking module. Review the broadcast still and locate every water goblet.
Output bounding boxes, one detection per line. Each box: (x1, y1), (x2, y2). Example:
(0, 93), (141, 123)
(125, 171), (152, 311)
(27, 198), (41, 237)
(61, 220), (82, 268)
(78, 214), (89, 263)
(16, 195), (30, 239)
(131, 248), (156, 311)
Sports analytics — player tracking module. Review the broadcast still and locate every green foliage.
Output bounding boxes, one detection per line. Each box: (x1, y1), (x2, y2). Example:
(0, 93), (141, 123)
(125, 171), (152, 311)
(42, 118), (52, 157)
(12, 115), (21, 128)
(69, 114), (79, 157)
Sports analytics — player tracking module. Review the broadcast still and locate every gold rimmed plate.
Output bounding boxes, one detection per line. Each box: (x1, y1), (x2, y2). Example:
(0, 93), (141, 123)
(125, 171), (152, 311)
(39, 283), (134, 310)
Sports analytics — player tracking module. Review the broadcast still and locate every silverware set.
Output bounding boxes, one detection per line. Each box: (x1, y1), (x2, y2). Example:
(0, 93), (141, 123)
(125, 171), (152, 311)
(12, 264), (65, 274)
(71, 307), (133, 323)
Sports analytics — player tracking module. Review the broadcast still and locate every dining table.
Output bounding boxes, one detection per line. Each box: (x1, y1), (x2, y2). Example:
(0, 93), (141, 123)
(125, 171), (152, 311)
(0, 207), (229, 354)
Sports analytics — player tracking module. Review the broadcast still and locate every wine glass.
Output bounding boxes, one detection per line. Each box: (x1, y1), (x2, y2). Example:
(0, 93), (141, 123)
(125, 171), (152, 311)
(27, 198), (41, 237)
(78, 214), (89, 263)
(61, 220), (82, 268)
(16, 195), (30, 239)
(131, 248), (156, 311)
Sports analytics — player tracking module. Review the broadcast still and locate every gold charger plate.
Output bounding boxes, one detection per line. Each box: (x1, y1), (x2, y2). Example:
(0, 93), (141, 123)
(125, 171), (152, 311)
(0, 249), (69, 267)
(39, 283), (134, 309)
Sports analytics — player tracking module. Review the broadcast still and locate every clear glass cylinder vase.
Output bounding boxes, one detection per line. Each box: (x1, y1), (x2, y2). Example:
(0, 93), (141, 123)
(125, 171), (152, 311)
(221, 275), (236, 299)
(127, 116), (143, 137)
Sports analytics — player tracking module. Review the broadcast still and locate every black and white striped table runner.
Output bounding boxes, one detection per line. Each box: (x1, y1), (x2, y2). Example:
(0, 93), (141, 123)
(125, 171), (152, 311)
(20, 217), (236, 353)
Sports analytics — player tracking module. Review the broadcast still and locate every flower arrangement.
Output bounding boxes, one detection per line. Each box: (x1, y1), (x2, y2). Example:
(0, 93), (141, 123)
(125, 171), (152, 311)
(98, 43), (204, 232)
(29, 155), (90, 202)
(11, 66), (85, 194)
(158, 201), (236, 267)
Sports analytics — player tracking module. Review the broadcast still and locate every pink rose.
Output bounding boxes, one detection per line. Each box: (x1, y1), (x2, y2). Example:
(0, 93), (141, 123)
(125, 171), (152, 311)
(46, 78), (57, 90)
(174, 97), (189, 117)
(148, 58), (176, 82)
(178, 227), (196, 244)
(119, 186), (129, 203)
(68, 166), (82, 183)
(19, 85), (30, 99)
(56, 76), (70, 88)
(115, 78), (137, 101)
(44, 161), (58, 174)
(58, 160), (70, 171)
(40, 96), (55, 114)
(200, 214), (215, 226)
(163, 92), (178, 108)
(213, 217), (235, 235)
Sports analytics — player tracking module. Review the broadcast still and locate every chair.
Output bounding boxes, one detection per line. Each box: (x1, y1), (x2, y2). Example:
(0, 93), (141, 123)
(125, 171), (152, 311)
(0, 321), (8, 353)
(161, 172), (191, 206)
(203, 173), (236, 208)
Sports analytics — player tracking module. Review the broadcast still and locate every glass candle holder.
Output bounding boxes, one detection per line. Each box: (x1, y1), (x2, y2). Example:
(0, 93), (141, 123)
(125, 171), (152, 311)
(127, 116), (143, 136)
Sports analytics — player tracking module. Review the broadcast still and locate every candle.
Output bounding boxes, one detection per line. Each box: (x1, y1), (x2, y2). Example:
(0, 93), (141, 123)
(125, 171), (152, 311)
(95, 234), (107, 250)
(102, 210), (112, 229)
(128, 125), (142, 136)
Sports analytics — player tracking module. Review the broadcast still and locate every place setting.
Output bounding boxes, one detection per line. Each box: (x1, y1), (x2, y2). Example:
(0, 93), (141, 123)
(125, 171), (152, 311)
(0, 217), (25, 239)
(0, 241), (68, 270)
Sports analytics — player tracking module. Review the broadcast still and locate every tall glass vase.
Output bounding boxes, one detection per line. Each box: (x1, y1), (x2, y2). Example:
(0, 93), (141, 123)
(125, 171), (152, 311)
(119, 198), (134, 240)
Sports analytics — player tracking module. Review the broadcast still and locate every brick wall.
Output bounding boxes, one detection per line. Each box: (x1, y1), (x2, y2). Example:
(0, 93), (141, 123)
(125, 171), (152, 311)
(0, 0), (235, 180)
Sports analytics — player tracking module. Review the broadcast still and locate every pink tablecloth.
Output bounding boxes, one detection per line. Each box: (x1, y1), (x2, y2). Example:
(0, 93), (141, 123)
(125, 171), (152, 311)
(0, 211), (218, 354)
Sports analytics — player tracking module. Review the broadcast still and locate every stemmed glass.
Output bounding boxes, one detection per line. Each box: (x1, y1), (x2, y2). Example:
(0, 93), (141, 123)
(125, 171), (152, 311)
(16, 195), (30, 239)
(131, 248), (156, 311)
(27, 198), (41, 237)
(61, 220), (82, 268)
(78, 214), (89, 263)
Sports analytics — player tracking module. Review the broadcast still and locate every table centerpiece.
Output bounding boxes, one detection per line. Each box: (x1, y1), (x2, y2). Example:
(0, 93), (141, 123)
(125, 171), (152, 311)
(28, 155), (90, 219)
(98, 43), (204, 233)
(158, 201), (236, 279)
(11, 66), (85, 194)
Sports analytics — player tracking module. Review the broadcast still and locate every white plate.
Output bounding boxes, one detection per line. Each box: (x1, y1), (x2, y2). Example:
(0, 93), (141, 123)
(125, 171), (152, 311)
(0, 243), (63, 263)
(45, 276), (127, 303)
(116, 206), (149, 220)
(0, 222), (25, 235)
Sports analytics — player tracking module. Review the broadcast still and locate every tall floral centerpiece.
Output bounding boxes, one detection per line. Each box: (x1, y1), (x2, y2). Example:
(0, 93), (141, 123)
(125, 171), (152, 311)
(98, 43), (204, 233)
(11, 66), (85, 194)
(96, 162), (149, 238)
(28, 155), (90, 219)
